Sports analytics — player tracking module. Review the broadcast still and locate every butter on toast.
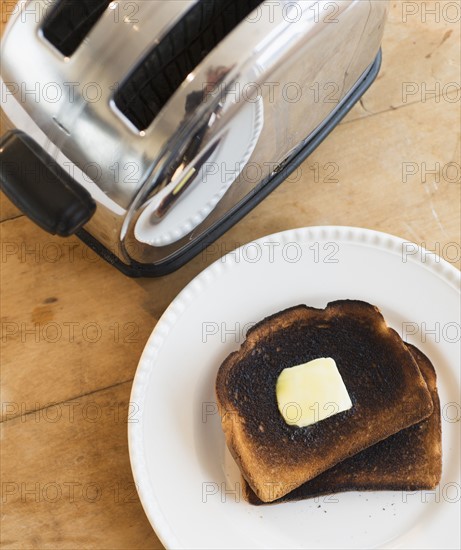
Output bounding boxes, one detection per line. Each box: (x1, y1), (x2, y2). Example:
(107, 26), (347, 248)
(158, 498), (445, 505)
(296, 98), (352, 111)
(216, 300), (434, 502)
(242, 343), (442, 504)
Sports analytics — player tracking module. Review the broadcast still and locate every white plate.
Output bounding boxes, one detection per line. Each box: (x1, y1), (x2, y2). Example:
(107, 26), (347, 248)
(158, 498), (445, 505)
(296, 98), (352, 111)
(129, 226), (461, 550)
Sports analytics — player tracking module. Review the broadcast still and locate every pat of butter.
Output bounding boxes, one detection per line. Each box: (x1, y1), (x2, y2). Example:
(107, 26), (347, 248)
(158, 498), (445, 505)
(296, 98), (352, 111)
(276, 358), (352, 427)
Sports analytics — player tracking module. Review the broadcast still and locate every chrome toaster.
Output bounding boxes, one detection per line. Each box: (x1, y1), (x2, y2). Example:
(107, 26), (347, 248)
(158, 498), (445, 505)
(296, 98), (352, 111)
(0, 0), (388, 276)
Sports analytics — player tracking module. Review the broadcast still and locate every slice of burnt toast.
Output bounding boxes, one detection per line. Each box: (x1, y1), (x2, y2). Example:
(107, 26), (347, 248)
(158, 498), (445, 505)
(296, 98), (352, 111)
(216, 300), (434, 502)
(242, 343), (442, 504)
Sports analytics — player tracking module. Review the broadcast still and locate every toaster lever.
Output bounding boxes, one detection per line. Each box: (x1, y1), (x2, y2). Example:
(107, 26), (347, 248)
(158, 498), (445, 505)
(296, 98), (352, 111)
(0, 131), (96, 237)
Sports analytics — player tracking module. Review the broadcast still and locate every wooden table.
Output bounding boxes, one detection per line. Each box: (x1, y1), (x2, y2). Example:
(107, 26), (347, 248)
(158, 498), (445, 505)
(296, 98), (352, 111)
(1, 2), (460, 548)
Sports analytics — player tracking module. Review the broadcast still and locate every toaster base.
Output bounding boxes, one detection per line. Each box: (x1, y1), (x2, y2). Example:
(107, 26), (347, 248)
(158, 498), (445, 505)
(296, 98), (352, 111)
(77, 49), (382, 277)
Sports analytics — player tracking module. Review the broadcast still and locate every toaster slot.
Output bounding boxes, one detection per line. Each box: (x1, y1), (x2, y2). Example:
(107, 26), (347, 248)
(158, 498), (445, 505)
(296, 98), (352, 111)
(114, 0), (263, 131)
(42, 0), (112, 56)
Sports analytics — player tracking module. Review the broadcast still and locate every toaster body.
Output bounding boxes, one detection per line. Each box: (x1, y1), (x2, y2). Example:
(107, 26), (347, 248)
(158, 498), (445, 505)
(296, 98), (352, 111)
(1, 0), (388, 276)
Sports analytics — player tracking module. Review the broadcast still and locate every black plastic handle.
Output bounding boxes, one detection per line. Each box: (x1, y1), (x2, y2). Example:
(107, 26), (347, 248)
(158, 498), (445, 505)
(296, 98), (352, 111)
(0, 131), (96, 237)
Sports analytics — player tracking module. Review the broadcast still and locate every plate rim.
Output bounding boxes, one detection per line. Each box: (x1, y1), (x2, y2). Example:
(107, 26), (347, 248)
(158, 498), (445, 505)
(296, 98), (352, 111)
(128, 225), (460, 549)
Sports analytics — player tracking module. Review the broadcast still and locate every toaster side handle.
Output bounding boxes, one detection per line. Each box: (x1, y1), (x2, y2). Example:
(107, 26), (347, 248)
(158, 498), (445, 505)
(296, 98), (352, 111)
(0, 131), (96, 237)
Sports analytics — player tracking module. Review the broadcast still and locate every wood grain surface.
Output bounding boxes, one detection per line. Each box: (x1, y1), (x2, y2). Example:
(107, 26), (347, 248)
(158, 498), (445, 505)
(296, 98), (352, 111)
(1, 1), (460, 548)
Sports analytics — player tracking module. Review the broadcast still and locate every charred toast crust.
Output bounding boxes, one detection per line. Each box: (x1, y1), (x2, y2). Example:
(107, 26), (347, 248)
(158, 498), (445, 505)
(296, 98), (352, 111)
(243, 344), (442, 504)
(216, 301), (434, 502)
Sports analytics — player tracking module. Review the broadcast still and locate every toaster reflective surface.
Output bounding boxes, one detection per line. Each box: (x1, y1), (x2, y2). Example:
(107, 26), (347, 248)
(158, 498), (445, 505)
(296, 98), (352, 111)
(1, 0), (388, 271)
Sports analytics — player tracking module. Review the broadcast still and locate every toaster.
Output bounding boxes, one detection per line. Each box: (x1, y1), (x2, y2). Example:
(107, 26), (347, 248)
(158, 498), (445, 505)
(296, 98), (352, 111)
(0, 0), (388, 276)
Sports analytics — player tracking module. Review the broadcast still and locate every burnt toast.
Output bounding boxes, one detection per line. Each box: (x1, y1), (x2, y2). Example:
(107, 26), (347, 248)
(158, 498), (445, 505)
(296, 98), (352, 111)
(216, 300), (434, 502)
(242, 343), (442, 504)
